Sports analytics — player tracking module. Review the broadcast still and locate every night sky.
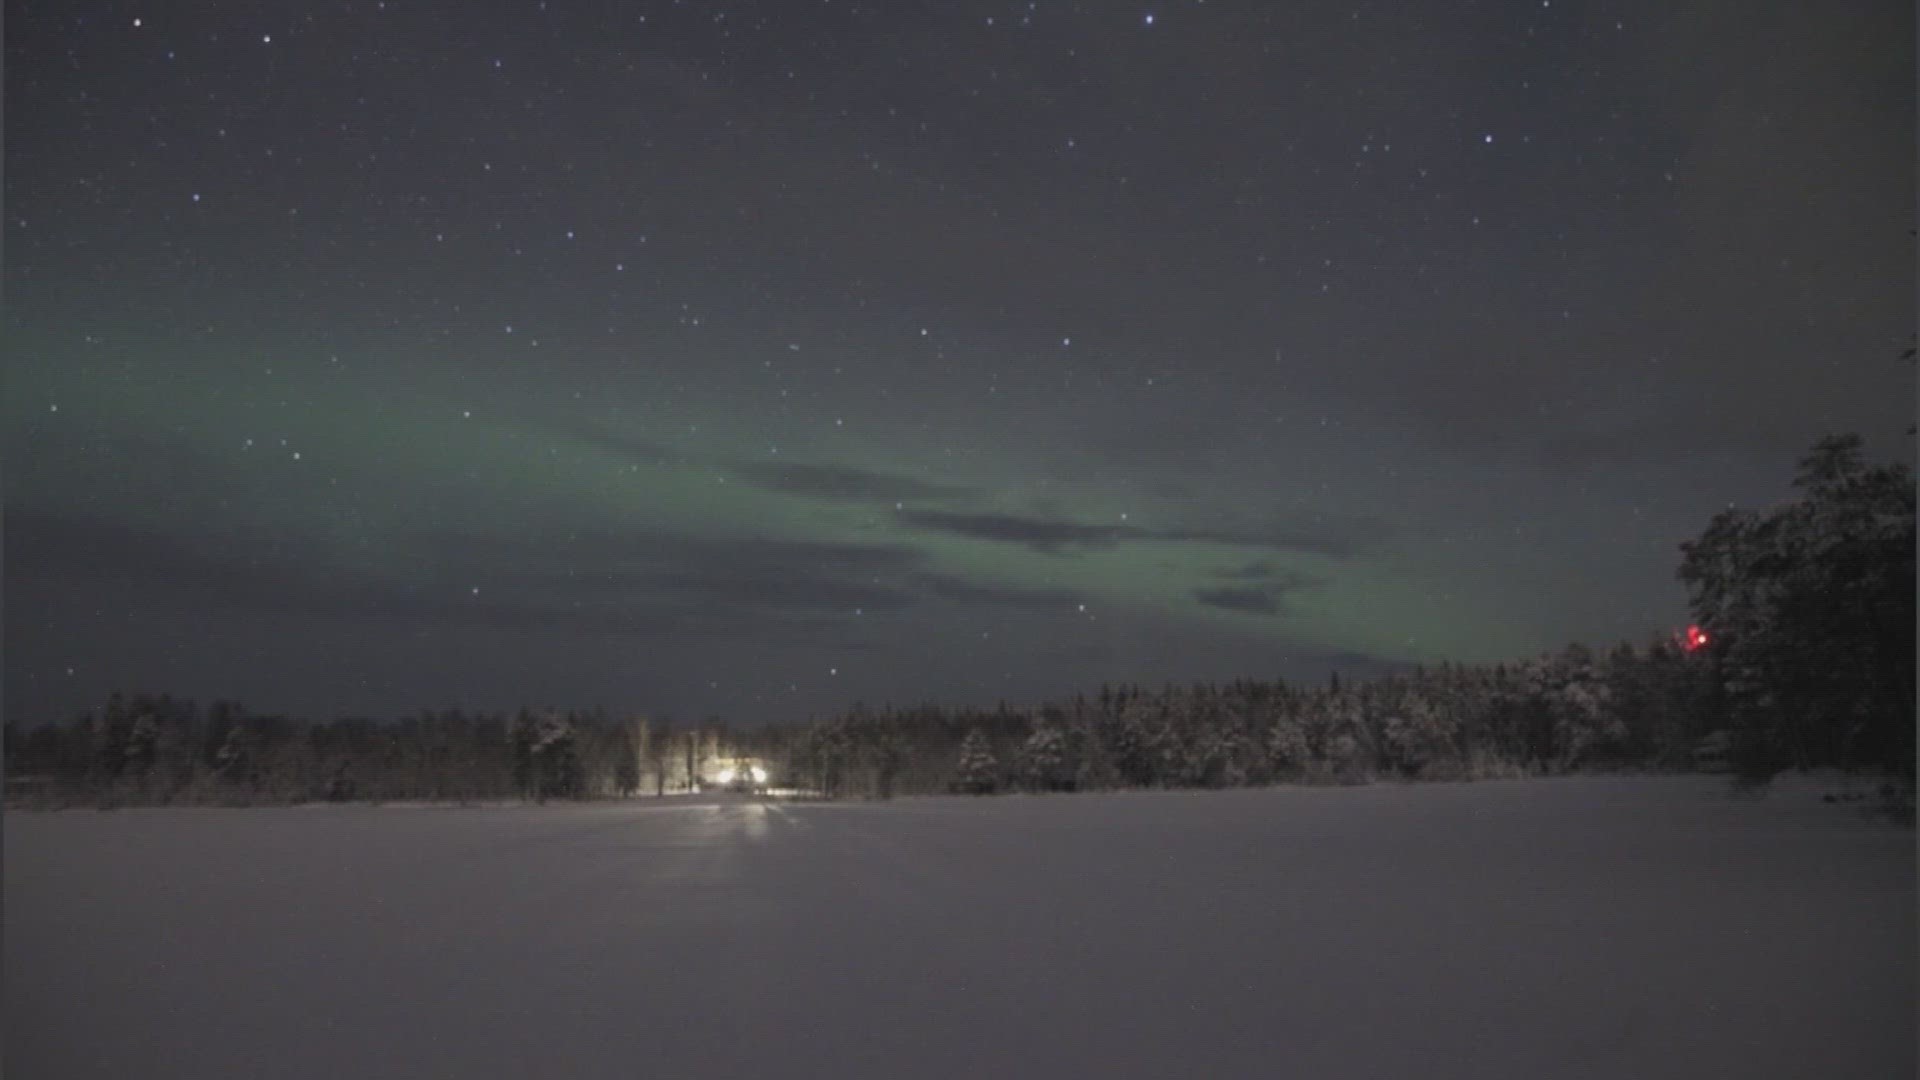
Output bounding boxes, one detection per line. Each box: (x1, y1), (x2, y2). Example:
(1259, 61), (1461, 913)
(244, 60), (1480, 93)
(5, 0), (1912, 726)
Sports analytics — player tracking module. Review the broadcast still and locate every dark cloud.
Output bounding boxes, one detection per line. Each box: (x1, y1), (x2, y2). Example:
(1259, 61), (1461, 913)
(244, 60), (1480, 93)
(1169, 519), (1403, 561)
(900, 507), (1396, 559)
(9, 511), (925, 638)
(913, 573), (1085, 609)
(574, 429), (670, 461)
(728, 461), (976, 504)
(650, 566), (918, 615)
(1218, 559), (1278, 580)
(1192, 584), (1296, 617)
(1321, 650), (1405, 678)
(898, 509), (1140, 551)
(404, 524), (926, 579)
(4, 510), (587, 636)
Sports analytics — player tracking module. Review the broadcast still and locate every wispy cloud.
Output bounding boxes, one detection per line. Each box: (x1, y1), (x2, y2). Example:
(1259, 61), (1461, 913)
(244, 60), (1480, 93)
(1191, 577), (1312, 617)
(900, 508), (1397, 559)
(898, 509), (1137, 551)
(913, 573), (1086, 609)
(728, 461), (977, 504)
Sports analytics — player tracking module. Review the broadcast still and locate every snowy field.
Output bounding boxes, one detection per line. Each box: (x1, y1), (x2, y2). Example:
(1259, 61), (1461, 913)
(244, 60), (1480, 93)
(6, 778), (1913, 1079)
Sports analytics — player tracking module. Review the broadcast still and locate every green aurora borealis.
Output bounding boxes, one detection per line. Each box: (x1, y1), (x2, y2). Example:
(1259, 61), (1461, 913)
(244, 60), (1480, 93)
(6, 0), (1911, 724)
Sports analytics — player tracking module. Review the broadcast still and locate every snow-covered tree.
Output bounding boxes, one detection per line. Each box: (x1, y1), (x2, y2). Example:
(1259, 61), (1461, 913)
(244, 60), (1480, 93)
(797, 716), (855, 798)
(212, 722), (254, 784)
(1379, 693), (1456, 778)
(955, 728), (999, 795)
(1320, 691), (1372, 783)
(1513, 648), (1625, 773)
(1019, 719), (1074, 792)
(511, 709), (584, 802)
(1109, 690), (1168, 787)
(1266, 710), (1311, 779)
(1177, 721), (1245, 788)
(1680, 435), (1916, 779)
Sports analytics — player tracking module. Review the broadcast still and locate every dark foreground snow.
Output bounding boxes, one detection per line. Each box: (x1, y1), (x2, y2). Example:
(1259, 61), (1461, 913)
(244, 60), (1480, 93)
(6, 778), (1913, 1078)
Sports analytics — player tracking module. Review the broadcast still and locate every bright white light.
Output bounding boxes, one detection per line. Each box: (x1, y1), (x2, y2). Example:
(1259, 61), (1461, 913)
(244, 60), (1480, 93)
(716, 768), (736, 785)
(750, 767), (768, 784)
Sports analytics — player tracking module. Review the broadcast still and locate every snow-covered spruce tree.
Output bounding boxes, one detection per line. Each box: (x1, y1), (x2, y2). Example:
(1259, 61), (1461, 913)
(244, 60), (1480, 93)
(123, 713), (159, 782)
(1320, 690), (1372, 784)
(1604, 637), (1723, 770)
(848, 704), (905, 799)
(797, 716), (855, 798)
(1266, 709), (1312, 780)
(1516, 647), (1626, 774)
(509, 708), (541, 795)
(1109, 690), (1168, 787)
(1018, 719), (1074, 792)
(955, 728), (999, 795)
(1379, 693), (1458, 778)
(89, 693), (134, 786)
(1176, 720), (1245, 788)
(511, 710), (584, 802)
(1162, 683), (1244, 788)
(1679, 435), (1916, 780)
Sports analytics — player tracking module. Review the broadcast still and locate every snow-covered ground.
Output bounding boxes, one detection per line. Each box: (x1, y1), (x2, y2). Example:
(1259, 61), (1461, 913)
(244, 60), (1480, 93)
(6, 778), (1912, 1078)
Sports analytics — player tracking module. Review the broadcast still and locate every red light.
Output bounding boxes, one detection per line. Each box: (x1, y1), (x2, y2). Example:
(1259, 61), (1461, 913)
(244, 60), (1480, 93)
(1685, 625), (1709, 652)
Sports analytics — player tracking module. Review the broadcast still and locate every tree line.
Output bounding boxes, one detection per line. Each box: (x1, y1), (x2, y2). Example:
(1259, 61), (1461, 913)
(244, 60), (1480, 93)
(778, 641), (1721, 799)
(2, 702), (735, 808)
(6, 435), (1911, 808)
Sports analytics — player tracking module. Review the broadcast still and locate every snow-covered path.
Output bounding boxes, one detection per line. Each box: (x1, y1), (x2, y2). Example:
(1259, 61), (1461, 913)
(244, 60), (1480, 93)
(6, 779), (1913, 1078)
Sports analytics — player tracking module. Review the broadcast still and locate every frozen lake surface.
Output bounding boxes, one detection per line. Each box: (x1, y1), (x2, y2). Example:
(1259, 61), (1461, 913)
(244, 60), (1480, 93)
(7, 778), (1912, 1078)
